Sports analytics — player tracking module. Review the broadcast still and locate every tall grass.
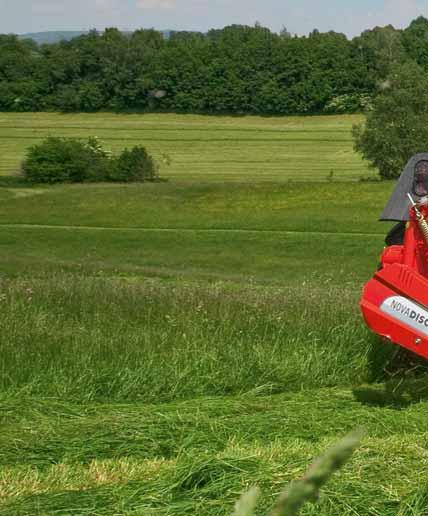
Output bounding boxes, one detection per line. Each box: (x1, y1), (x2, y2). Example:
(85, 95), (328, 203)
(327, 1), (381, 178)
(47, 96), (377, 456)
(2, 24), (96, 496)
(1, 274), (376, 402)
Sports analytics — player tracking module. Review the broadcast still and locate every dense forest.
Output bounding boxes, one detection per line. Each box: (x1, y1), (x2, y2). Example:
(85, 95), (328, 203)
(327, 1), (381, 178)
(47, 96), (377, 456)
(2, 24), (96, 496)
(2, 17), (428, 115)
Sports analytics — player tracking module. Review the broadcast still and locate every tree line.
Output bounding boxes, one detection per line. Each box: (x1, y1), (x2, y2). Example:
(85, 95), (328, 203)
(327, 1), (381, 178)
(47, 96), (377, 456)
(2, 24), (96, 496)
(2, 17), (428, 115)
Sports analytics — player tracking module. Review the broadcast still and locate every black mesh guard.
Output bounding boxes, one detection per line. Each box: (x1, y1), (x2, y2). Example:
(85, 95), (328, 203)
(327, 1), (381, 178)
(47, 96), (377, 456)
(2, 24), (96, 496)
(413, 160), (428, 197)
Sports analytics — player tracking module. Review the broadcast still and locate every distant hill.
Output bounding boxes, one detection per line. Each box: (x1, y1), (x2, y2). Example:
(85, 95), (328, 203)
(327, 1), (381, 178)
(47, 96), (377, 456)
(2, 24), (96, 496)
(18, 30), (173, 45)
(18, 31), (88, 44)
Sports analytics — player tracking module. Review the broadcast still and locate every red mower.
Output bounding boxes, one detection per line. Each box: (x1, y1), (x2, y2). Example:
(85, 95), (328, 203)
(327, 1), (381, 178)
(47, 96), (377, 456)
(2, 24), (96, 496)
(361, 154), (428, 360)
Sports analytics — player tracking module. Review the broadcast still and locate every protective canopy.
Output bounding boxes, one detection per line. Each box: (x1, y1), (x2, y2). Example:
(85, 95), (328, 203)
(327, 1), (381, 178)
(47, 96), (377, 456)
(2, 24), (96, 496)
(380, 153), (428, 221)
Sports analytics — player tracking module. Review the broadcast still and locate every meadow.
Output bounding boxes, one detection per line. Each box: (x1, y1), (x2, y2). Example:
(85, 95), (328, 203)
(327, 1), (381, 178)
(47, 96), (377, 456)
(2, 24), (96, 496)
(1, 113), (426, 515)
(0, 113), (370, 181)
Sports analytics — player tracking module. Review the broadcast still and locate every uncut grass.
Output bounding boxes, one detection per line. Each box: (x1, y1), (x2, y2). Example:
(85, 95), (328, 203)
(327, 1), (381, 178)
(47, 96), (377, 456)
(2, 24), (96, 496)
(0, 182), (392, 235)
(0, 113), (371, 181)
(0, 275), (371, 402)
(0, 226), (384, 283)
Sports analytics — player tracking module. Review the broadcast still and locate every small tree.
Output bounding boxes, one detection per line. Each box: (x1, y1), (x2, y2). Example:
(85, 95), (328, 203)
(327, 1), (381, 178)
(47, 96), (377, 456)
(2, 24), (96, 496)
(353, 62), (428, 179)
(110, 146), (157, 182)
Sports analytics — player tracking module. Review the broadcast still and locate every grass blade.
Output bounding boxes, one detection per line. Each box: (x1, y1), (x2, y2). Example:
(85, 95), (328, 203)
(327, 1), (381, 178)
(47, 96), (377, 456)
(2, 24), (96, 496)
(269, 429), (364, 516)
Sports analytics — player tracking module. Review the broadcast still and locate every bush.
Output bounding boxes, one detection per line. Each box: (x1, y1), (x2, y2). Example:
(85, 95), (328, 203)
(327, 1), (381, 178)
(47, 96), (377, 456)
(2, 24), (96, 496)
(22, 137), (158, 184)
(22, 137), (108, 183)
(110, 145), (157, 182)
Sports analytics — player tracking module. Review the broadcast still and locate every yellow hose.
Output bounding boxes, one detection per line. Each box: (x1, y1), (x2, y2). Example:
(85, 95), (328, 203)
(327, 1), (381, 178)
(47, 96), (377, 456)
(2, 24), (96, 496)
(416, 212), (428, 245)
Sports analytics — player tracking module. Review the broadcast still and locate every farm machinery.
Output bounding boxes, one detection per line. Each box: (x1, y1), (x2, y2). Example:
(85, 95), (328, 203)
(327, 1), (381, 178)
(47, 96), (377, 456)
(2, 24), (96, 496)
(361, 154), (428, 360)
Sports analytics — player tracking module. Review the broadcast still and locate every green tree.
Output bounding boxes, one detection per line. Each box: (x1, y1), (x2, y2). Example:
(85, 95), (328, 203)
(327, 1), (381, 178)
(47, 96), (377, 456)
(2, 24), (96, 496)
(0, 20), (425, 115)
(353, 62), (428, 179)
(402, 16), (428, 68)
(353, 25), (405, 80)
(0, 35), (42, 110)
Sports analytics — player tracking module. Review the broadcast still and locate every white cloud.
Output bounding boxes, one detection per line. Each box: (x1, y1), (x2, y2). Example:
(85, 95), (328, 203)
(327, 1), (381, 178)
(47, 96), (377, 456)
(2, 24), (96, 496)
(137, 0), (176, 9)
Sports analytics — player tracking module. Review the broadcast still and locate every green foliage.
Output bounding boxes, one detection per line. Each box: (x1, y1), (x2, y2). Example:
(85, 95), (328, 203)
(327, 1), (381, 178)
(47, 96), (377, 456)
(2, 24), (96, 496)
(9, 17), (428, 116)
(53, 83), (105, 112)
(22, 137), (108, 183)
(0, 22), (396, 115)
(21, 137), (157, 183)
(353, 62), (428, 179)
(324, 93), (372, 114)
(353, 25), (406, 79)
(402, 16), (428, 69)
(110, 145), (157, 182)
(3, 20), (427, 115)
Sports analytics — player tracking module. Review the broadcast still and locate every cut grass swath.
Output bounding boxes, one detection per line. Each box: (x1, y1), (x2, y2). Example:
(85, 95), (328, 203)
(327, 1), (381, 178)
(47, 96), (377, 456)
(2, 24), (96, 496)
(0, 113), (371, 181)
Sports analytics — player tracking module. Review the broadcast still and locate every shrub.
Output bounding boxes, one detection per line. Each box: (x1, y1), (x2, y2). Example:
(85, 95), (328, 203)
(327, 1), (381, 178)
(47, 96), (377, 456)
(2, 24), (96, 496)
(22, 137), (109, 183)
(22, 137), (159, 184)
(110, 145), (157, 182)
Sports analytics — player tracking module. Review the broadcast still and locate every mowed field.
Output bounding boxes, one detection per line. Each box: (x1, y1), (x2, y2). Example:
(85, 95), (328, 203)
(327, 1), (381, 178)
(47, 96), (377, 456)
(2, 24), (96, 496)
(2, 113), (427, 515)
(0, 112), (372, 181)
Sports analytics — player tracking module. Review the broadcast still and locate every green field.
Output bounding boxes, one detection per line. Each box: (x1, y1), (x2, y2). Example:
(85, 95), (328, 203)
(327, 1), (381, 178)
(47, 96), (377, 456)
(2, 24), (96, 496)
(0, 181), (392, 282)
(0, 113), (371, 181)
(2, 113), (425, 515)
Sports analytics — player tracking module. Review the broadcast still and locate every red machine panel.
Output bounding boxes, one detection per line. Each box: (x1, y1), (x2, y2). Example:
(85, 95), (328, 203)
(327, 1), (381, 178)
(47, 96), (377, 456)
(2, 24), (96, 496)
(360, 202), (428, 359)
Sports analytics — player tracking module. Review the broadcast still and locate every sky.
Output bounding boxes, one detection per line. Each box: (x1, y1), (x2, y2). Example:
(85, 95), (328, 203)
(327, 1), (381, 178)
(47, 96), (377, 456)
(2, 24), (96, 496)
(1, 0), (428, 38)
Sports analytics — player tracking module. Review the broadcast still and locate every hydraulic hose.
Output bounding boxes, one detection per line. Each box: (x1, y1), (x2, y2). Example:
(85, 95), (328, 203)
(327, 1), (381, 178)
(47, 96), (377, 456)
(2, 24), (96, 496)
(408, 193), (428, 246)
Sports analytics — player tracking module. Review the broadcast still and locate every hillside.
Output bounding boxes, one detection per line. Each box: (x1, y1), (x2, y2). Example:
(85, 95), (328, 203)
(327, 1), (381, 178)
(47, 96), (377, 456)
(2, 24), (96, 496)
(18, 31), (88, 44)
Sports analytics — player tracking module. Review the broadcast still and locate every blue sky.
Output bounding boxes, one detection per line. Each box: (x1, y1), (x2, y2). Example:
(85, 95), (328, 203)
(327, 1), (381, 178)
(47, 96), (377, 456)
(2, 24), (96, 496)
(1, 0), (427, 37)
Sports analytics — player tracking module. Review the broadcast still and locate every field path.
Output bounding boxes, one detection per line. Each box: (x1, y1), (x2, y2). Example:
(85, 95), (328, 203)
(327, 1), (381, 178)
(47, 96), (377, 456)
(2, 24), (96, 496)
(0, 222), (385, 237)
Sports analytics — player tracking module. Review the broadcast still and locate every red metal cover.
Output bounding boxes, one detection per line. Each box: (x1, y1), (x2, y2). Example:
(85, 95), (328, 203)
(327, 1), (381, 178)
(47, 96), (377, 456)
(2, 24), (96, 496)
(361, 265), (428, 358)
(360, 203), (428, 359)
